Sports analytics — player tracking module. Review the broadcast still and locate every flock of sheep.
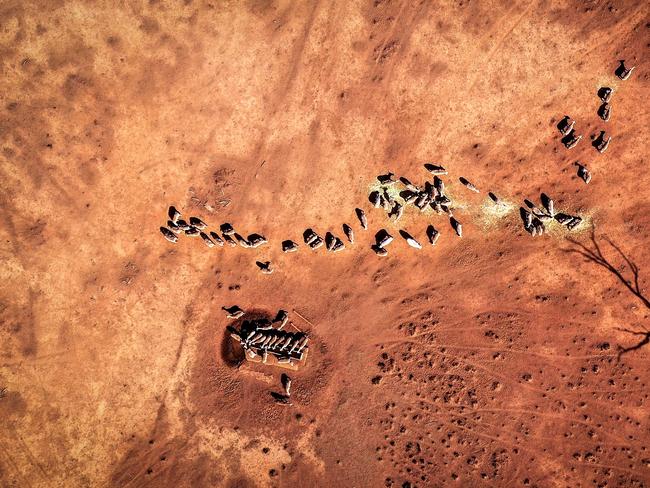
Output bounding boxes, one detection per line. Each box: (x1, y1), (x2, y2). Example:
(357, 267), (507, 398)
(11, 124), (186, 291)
(156, 61), (635, 390)
(558, 59), (635, 182)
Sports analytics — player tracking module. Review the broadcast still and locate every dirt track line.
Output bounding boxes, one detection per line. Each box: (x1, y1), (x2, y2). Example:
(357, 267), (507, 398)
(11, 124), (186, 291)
(583, 3), (649, 58)
(411, 402), (639, 477)
(249, 0), (321, 171)
(0, 349), (71, 367)
(12, 429), (47, 479)
(427, 405), (631, 445)
(375, 1), (432, 87)
(376, 350), (549, 396)
(467, 2), (534, 93)
(485, 3), (533, 59)
(432, 415), (522, 451)
(372, 0), (408, 68)
(0, 443), (32, 488)
(585, 461), (647, 478)
(374, 337), (616, 360)
(292, 309), (313, 328)
(448, 353), (639, 413)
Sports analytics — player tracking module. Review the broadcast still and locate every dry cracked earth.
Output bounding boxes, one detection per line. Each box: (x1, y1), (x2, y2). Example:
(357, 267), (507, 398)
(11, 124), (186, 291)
(1, 1), (649, 487)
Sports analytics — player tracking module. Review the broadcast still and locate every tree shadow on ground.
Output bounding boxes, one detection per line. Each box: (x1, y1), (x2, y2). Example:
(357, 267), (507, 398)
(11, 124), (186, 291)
(564, 226), (649, 360)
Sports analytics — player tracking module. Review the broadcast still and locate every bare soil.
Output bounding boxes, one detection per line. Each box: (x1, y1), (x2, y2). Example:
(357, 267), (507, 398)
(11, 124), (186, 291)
(1, 1), (649, 487)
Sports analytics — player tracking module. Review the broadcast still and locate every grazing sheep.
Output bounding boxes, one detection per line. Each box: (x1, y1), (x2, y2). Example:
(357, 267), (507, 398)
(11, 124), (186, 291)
(371, 244), (388, 256)
(567, 216), (582, 230)
(256, 261), (273, 274)
(303, 228), (319, 244)
(598, 102), (611, 122)
(355, 208), (368, 229)
(325, 232), (337, 251)
(248, 233), (267, 248)
(592, 130), (611, 153)
(160, 227), (178, 243)
(541, 193), (555, 217)
(271, 392), (292, 405)
(424, 163), (448, 175)
(375, 229), (394, 248)
(200, 232), (215, 248)
(615, 60), (635, 80)
(382, 193), (393, 212)
(209, 231), (225, 246)
(400, 190), (418, 204)
(176, 219), (191, 231)
(561, 130), (582, 149)
(575, 163), (592, 184)
(369, 191), (381, 208)
(399, 230), (422, 249)
(222, 305), (244, 319)
(223, 234), (237, 247)
(556, 116), (575, 136)
(343, 223), (354, 243)
(220, 222), (235, 235)
(309, 236), (324, 250)
(377, 172), (396, 185)
(554, 213), (573, 225)
(414, 193), (430, 210)
(598, 87), (613, 103)
(281, 374), (292, 396)
(274, 310), (289, 327)
(167, 220), (182, 234)
(399, 176), (415, 188)
(436, 195), (451, 206)
(332, 237), (345, 252)
(424, 181), (436, 200)
(168, 206), (181, 223)
(426, 225), (440, 245)
(389, 201), (404, 221)
(534, 212), (553, 222)
(282, 240), (299, 253)
(234, 233), (251, 248)
(459, 177), (480, 193)
(433, 176), (444, 194)
(520, 207), (533, 228)
(189, 217), (207, 229)
(450, 217), (462, 237)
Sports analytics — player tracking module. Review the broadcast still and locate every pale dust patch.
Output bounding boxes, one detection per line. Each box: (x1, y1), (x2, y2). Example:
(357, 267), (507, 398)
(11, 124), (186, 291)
(477, 192), (593, 238)
(544, 213), (593, 238)
(479, 197), (515, 230)
(193, 425), (292, 487)
(237, 364), (276, 385)
(293, 422), (325, 475)
(594, 76), (620, 92)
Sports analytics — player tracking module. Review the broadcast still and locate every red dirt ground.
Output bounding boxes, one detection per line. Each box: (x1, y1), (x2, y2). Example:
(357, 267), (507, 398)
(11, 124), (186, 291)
(1, 1), (649, 487)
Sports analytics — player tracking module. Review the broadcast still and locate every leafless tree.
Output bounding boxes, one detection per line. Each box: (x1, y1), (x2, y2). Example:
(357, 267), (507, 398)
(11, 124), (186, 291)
(565, 226), (649, 359)
(614, 327), (650, 358)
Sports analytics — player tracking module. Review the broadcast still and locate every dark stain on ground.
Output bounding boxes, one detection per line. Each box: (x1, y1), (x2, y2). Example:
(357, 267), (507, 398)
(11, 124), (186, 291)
(221, 309), (273, 367)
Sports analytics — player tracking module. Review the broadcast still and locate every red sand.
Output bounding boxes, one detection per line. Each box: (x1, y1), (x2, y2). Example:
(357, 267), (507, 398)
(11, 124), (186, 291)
(1, 1), (649, 487)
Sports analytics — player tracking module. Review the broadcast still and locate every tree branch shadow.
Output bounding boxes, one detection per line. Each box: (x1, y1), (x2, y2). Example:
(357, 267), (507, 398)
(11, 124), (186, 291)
(563, 225), (649, 360)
